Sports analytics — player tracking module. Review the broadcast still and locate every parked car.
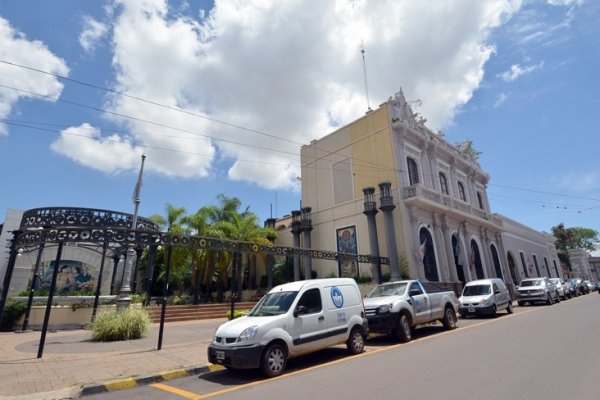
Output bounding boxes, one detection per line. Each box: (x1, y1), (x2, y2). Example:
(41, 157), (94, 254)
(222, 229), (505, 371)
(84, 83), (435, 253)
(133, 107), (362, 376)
(207, 278), (368, 377)
(566, 278), (586, 296)
(362, 280), (457, 343)
(564, 280), (578, 298)
(583, 280), (594, 293)
(458, 278), (513, 318)
(516, 277), (560, 306)
(549, 278), (568, 300)
(595, 281), (600, 293)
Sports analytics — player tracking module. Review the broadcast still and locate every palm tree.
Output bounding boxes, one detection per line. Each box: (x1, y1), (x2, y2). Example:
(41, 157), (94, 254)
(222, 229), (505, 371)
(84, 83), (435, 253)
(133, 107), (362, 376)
(147, 204), (190, 300)
(182, 207), (220, 303)
(214, 212), (276, 293)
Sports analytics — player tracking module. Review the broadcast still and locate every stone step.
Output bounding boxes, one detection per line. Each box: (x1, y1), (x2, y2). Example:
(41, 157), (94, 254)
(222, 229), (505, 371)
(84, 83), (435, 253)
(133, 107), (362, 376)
(146, 302), (257, 323)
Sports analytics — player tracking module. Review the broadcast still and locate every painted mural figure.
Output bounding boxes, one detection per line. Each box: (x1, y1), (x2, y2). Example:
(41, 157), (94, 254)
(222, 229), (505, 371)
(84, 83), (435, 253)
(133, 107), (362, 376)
(337, 227), (358, 278)
(41, 261), (95, 294)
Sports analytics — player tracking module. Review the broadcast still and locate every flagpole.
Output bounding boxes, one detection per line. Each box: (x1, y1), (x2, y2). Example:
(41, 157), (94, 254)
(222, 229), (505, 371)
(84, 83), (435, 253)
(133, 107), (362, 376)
(117, 154), (146, 310)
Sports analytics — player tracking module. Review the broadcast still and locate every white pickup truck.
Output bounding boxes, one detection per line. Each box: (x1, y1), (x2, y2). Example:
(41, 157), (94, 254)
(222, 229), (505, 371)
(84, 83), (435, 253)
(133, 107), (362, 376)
(363, 280), (458, 342)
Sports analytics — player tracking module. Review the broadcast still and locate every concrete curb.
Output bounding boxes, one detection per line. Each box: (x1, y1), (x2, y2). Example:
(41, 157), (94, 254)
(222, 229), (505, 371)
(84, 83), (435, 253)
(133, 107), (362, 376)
(80, 364), (225, 397)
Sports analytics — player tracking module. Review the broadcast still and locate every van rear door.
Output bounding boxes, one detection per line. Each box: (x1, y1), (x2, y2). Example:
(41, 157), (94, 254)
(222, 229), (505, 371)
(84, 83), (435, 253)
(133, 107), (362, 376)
(323, 283), (361, 342)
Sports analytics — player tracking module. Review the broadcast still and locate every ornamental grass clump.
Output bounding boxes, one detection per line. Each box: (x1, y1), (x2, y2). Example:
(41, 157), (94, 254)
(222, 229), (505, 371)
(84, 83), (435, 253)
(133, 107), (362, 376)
(90, 308), (150, 342)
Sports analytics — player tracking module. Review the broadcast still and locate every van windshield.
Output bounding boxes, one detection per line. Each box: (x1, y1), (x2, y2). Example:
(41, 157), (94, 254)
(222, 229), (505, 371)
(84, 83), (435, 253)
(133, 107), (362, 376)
(462, 285), (491, 296)
(366, 282), (408, 298)
(248, 291), (298, 316)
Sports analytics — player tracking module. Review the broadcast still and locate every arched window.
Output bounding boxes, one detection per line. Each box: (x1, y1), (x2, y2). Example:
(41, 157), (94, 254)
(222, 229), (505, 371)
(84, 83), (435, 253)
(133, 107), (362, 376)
(532, 255), (540, 276)
(519, 252), (529, 278)
(439, 172), (449, 195)
(458, 182), (466, 201)
(552, 259), (560, 278)
(507, 252), (518, 286)
(407, 157), (419, 185)
(470, 240), (485, 279)
(477, 192), (484, 209)
(452, 234), (465, 283)
(491, 244), (503, 279)
(418, 227), (439, 281)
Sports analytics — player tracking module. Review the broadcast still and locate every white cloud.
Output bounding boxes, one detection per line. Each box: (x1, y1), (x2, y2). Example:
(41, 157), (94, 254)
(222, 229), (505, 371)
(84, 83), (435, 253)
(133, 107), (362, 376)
(79, 16), (108, 53)
(0, 17), (68, 134)
(494, 92), (508, 107)
(59, 0), (524, 188)
(50, 123), (142, 173)
(557, 171), (600, 192)
(498, 61), (544, 81)
(547, 0), (583, 6)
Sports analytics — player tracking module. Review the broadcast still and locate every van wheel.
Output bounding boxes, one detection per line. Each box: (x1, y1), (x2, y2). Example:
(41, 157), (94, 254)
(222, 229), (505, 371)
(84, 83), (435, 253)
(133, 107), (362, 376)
(442, 307), (457, 330)
(260, 343), (287, 378)
(491, 304), (497, 318)
(346, 327), (365, 355)
(394, 314), (412, 343)
(506, 301), (513, 314)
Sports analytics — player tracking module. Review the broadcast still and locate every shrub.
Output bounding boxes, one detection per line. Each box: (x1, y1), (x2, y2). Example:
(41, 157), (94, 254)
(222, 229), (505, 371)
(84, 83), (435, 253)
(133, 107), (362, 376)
(90, 308), (150, 341)
(0, 300), (27, 330)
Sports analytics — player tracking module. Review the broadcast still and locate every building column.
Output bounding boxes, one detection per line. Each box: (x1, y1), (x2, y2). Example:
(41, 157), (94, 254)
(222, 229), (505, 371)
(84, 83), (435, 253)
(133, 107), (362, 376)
(431, 213), (449, 281)
(362, 187), (381, 284)
(441, 216), (459, 282)
(301, 207), (313, 279)
(291, 210), (302, 281)
(408, 207), (425, 280)
(379, 182), (401, 281)
(480, 227), (493, 278)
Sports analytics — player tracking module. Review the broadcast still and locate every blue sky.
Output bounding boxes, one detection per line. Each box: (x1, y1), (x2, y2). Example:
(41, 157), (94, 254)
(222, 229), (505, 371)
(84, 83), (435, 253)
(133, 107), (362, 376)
(0, 0), (599, 238)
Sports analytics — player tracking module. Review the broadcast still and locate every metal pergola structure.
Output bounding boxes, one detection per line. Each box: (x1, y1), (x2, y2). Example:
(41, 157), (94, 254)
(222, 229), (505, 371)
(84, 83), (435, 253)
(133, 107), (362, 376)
(0, 207), (388, 358)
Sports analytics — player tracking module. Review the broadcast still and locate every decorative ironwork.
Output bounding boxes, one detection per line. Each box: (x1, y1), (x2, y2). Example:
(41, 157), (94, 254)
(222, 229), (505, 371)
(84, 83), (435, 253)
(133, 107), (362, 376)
(15, 226), (389, 265)
(20, 207), (160, 231)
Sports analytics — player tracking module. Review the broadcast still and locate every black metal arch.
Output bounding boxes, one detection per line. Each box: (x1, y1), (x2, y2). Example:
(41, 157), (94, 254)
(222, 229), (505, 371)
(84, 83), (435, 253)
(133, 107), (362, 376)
(16, 226), (388, 265)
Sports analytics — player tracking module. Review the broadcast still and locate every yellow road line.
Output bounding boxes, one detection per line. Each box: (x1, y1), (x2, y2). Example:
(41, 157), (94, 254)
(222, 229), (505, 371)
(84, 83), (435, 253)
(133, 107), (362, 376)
(151, 383), (203, 400)
(154, 307), (540, 399)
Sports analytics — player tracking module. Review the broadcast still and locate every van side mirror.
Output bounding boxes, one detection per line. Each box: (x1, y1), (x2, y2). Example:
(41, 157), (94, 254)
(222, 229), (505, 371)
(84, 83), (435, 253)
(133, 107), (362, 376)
(293, 305), (306, 318)
(409, 288), (420, 297)
(495, 289), (500, 295)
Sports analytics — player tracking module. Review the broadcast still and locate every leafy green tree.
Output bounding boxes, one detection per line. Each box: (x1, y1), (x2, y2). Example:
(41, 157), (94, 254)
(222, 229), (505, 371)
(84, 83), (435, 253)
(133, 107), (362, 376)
(214, 212), (276, 292)
(552, 223), (599, 272)
(552, 223), (599, 253)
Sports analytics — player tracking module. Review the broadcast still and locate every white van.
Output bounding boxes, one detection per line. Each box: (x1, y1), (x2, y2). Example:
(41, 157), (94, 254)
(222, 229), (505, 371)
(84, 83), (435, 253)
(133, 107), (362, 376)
(207, 278), (368, 377)
(458, 278), (513, 318)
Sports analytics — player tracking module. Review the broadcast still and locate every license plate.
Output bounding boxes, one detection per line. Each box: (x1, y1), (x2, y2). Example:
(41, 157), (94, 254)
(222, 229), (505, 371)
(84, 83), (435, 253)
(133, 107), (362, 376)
(468, 307), (475, 313)
(216, 351), (225, 360)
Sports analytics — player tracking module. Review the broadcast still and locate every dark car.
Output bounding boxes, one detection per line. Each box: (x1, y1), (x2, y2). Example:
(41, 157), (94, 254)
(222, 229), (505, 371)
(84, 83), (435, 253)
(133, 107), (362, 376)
(565, 280), (579, 297)
(595, 281), (600, 293)
(567, 278), (587, 295)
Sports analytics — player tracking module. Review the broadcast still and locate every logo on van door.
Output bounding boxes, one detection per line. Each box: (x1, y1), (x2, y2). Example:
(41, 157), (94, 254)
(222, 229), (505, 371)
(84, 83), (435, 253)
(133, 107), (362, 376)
(331, 287), (344, 308)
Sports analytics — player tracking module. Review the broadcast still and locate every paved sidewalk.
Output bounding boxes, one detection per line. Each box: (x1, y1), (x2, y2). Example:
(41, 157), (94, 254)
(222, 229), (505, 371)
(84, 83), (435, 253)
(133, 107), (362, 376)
(0, 319), (225, 400)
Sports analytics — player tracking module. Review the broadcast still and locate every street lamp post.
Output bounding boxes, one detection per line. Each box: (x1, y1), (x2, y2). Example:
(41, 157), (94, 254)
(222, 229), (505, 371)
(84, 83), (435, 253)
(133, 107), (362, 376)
(117, 154), (146, 310)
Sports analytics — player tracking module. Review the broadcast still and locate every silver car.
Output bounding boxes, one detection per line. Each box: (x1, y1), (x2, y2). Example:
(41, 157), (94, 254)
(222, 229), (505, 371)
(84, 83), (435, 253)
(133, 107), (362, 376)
(516, 277), (560, 306)
(549, 278), (568, 300)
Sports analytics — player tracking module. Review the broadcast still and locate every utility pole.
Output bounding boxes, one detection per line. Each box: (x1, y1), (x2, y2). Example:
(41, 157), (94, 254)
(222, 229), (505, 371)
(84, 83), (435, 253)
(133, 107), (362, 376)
(117, 154), (146, 310)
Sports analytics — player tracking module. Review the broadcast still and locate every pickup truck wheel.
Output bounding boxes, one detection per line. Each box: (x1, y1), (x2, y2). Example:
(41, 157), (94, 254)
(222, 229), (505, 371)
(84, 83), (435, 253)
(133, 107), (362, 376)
(346, 327), (365, 355)
(260, 343), (287, 378)
(442, 307), (457, 330)
(395, 314), (412, 343)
